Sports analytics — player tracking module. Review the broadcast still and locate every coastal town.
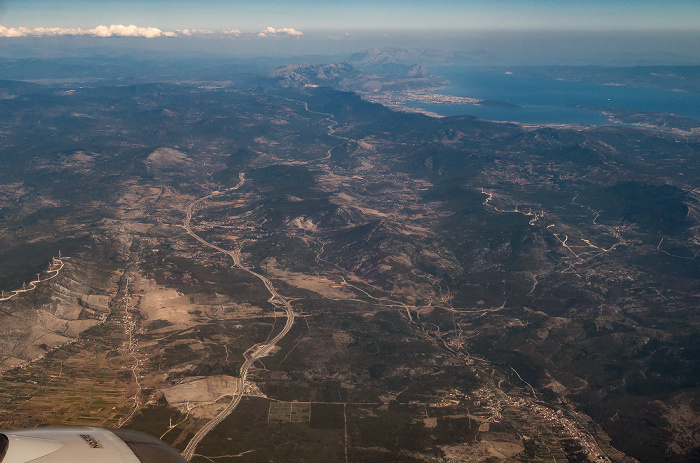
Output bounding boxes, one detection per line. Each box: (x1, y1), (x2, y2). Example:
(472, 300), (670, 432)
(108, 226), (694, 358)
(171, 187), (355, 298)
(360, 88), (482, 117)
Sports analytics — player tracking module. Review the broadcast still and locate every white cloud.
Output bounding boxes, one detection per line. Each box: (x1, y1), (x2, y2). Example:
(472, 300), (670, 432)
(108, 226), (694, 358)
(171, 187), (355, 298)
(93, 24), (165, 38)
(0, 24), (266, 39)
(188, 29), (215, 35)
(258, 26), (303, 38)
(0, 26), (31, 37)
(0, 24), (170, 38)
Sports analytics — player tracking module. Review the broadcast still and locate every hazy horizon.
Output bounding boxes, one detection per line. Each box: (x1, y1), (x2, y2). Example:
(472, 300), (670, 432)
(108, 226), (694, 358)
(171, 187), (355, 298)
(1, 29), (699, 66)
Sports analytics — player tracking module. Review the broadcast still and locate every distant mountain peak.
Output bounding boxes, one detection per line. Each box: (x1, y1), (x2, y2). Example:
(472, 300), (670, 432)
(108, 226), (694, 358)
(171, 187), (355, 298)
(348, 47), (450, 65)
(267, 61), (436, 92)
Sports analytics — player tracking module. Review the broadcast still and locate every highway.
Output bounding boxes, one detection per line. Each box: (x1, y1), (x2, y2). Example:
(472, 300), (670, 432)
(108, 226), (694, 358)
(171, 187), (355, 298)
(181, 173), (295, 461)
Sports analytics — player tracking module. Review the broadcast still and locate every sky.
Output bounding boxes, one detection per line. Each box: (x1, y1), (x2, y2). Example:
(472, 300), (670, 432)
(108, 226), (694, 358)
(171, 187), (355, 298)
(1, 0), (699, 35)
(0, 0), (698, 64)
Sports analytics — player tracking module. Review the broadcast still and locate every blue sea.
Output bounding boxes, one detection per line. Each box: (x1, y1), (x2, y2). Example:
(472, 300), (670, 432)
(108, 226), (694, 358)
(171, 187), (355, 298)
(407, 66), (700, 125)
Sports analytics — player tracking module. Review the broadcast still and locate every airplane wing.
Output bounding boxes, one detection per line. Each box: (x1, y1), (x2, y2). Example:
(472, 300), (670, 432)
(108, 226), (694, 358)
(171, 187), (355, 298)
(0, 427), (187, 463)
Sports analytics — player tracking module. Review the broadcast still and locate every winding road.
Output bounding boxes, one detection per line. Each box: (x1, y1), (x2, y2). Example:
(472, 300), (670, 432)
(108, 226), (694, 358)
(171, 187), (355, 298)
(181, 173), (295, 461)
(0, 257), (66, 302)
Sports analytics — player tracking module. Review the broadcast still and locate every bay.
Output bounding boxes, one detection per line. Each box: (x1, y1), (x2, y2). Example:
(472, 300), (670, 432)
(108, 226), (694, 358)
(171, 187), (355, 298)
(407, 66), (700, 125)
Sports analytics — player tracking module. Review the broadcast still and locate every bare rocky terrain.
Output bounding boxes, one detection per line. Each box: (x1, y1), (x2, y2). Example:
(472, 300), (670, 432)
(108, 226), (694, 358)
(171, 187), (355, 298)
(0, 256), (116, 371)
